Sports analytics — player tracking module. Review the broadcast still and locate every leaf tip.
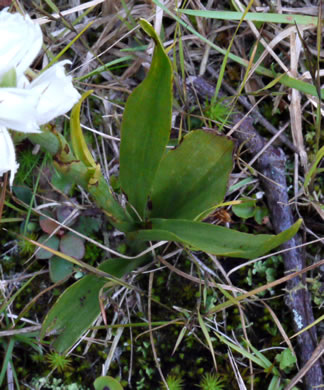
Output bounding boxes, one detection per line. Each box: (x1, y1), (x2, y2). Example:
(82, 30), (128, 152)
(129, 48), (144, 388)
(139, 19), (160, 46)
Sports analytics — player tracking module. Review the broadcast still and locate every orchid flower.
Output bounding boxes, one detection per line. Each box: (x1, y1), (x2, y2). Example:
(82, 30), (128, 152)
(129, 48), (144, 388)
(0, 8), (81, 186)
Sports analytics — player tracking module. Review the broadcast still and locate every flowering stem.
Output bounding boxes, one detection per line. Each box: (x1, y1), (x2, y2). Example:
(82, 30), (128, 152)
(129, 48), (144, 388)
(28, 130), (135, 232)
(28, 130), (60, 155)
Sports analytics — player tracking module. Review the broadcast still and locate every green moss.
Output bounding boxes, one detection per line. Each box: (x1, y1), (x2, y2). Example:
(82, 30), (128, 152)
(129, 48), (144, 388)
(198, 373), (225, 390)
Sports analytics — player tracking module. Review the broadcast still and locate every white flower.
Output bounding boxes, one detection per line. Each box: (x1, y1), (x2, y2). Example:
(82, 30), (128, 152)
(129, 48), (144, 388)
(0, 9), (81, 186)
(0, 88), (40, 132)
(0, 127), (19, 183)
(0, 9), (42, 83)
(28, 60), (81, 125)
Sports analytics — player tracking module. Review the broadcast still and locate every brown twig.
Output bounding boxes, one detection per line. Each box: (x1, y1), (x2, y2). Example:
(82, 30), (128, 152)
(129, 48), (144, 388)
(188, 76), (323, 390)
(284, 337), (324, 390)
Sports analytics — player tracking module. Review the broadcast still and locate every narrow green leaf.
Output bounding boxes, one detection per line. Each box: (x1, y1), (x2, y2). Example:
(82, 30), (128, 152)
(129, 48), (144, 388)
(150, 130), (234, 220)
(42, 21), (94, 72)
(304, 145), (324, 188)
(268, 376), (281, 390)
(0, 338), (15, 386)
(41, 257), (146, 353)
(75, 56), (134, 82)
(135, 218), (302, 259)
(153, 0), (324, 100)
(228, 177), (255, 192)
(177, 10), (318, 26)
(215, 333), (267, 368)
(198, 312), (217, 370)
(172, 326), (187, 355)
(119, 19), (173, 218)
(70, 90), (96, 169)
(248, 341), (277, 372)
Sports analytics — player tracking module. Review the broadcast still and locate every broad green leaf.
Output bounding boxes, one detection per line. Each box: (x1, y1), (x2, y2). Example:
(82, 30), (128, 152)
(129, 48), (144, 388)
(35, 235), (60, 260)
(49, 256), (74, 283)
(134, 218), (302, 259)
(119, 19), (173, 218)
(275, 348), (297, 371)
(51, 170), (71, 195)
(12, 185), (33, 204)
(150, 130), (234, 220)
(232, 198), (256, 219)
(60, 232), (85, 260)
(94, 376), (123, 390)
(41, 257), (146, 353)
(254, 206), (268, 225)
(39, 213), (60, 235)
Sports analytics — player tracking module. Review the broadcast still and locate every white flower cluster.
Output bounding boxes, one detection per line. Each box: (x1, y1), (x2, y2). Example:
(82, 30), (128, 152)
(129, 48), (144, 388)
(0, 8), (80, 186)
